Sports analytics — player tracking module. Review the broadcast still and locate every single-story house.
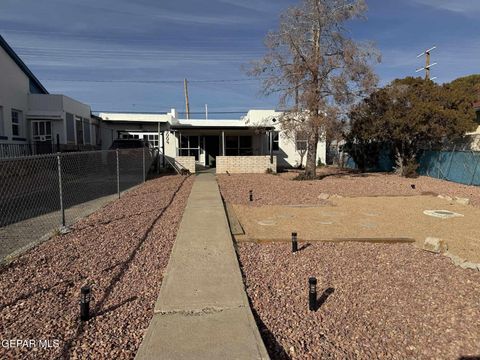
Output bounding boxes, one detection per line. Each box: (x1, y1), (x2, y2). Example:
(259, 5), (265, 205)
(98, 109), (326, 174)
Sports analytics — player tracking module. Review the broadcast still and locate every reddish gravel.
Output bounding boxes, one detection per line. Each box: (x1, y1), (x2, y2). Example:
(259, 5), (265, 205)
(217, 170), (480, 207)
(237, 242), (480, 359)
(0, 175), (193, 359)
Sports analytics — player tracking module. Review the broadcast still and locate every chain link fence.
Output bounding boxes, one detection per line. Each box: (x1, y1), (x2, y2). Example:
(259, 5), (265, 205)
(0, 148), (157, 261)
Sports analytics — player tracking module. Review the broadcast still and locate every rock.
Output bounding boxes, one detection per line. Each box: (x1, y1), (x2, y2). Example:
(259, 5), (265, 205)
(331, 194), (344, 199)
(318, 193), (330, 200)
(454, 197), (470, 206)
(444, 252), (465, 266)
(289, 346), (296, 356)
(459, 262), (480, 271)
(437, 194), (453, 202)
(423, 237), (448, 254)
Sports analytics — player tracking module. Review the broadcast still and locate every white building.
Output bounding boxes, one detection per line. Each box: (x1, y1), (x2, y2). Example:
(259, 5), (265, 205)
(98, 109), (326, 173)
(0, 35), (100, 156)
(0, 34), (326, 169)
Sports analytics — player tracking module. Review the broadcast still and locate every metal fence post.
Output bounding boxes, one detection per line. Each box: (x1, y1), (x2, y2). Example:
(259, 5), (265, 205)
(116, 149), (120, 199)
(470, 153), (480, 186)
(57, 154), (65, 227)
(142, 147), (146, 183)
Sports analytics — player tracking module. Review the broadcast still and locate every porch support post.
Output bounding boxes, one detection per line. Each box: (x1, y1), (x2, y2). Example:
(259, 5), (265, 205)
(269, 130), (273, 164)
(177, 131), (181, 156)
(222, 131), (225, 156)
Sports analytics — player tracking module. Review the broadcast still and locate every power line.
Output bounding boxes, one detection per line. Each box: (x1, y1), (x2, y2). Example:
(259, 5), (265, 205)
(40, 78), (263, 84)
(94, 110), (250, 115)
(416, 46), (438, 81)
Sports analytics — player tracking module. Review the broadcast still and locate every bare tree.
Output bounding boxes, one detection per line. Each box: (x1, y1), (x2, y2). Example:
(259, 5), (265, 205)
(250, 0), (380, 178)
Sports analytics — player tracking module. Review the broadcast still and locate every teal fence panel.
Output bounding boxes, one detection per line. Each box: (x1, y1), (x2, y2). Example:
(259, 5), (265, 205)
(418, 150), (480, 186)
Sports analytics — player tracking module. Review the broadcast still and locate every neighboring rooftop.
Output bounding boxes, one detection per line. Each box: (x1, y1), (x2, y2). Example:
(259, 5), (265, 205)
(0, 34), (48, 95)
(99, 112), (171, 123)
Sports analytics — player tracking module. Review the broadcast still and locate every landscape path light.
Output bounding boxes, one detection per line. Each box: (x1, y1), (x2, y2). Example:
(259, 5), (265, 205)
(80, 285), (92, 321)
(292, 232), (298, 253)
(309, 277), (317, 311)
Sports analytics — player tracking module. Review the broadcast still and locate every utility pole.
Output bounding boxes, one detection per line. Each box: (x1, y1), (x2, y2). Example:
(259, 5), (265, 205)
(416, 46), (437, 80)
(184, 78), (190, 120)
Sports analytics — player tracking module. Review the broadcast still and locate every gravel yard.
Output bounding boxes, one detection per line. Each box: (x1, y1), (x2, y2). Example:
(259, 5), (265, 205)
(218, 169), (480, 207)
(238, 242), (480, 359)
(0, 175), (193, 359)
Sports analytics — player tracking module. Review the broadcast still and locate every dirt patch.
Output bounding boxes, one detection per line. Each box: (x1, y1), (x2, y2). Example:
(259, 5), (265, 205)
(238, 242), (480, 359)
(0, 175), (194, 360)
(233, 195), (480, 263)
(217, 171), (480, 207)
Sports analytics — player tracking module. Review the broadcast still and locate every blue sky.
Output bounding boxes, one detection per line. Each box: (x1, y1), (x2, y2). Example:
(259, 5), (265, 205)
(1, 0), (479, 117)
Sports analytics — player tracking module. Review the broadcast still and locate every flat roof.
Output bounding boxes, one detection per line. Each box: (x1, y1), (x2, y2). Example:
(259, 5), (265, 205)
(99, 112), (171, 123)
(170, 126), (272, 130)
(173, 119), (248, 127)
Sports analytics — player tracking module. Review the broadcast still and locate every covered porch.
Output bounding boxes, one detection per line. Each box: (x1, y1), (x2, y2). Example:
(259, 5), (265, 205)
(170, 124), (276, 173)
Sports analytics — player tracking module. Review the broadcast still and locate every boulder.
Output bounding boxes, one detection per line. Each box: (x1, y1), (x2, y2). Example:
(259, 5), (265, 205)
(437, 194), (453, 202)
(459, 262), (480, 271)
(454, 197), (470, 206)
(318, 193), (330, 200)
(444, 252), (465, 267)
(423, 237), (448, 254)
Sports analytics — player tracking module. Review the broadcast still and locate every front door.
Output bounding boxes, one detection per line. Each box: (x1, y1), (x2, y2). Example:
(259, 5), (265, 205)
(31, 121), (53, 154)
(204, 136), (220, 167)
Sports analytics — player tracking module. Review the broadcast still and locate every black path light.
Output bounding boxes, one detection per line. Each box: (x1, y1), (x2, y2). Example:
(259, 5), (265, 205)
(309, 277), (317, 311)
(292, 232), (298, 253)
(80, 285), (92, 321)
(249, 190), (253, 202)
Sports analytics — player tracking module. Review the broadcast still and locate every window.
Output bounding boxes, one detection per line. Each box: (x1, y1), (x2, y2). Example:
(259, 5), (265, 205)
(11, 109), (22, 137)
(66, 113), (75, 143)
(226, 135), (253, 156)
(83, 118), (91, 145)
(239, 136), (253, 155)
(0, 106), (4, 136)
(225, 136), (238, 155)
(93, 124), (102, 146)
(143, 134), (159, 147)
(295, 132), (308, 152)
(179, 135), (199, 160)
(75, 116), (84, 145)
(268, 131), (279, 152)
(32, 121), (52, 141)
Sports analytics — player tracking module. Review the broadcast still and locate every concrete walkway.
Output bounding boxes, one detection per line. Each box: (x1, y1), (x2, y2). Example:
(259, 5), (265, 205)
(135, 173), (269, 360)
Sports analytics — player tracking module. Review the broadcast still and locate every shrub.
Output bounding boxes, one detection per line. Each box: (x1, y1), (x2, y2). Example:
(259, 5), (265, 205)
(293, 173), (326, 181)
(402, 159), (419, 178)
(394, 152), (419, 178)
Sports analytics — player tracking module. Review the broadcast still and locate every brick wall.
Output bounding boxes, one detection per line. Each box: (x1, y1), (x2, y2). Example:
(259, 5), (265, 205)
(216, 156), (277, 174)
(176, 156), (196, 173)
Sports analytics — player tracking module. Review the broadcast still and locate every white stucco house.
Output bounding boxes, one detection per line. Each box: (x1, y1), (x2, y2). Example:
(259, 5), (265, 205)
(98, 109), (326, 173)
(0, 34), (100, 157)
